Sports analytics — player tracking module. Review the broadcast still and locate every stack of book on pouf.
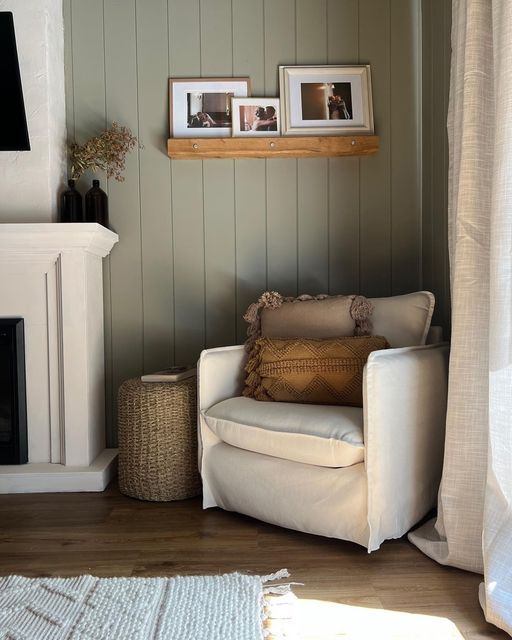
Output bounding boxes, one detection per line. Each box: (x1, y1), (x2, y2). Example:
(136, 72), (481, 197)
(141, 365), (196, 383)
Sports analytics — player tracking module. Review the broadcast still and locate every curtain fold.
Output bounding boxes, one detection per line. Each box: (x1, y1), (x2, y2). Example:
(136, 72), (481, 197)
(409, 0), (512, 634)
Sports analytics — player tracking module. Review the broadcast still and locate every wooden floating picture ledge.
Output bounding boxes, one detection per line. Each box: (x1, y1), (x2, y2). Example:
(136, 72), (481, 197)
(167, 135), (379, 160)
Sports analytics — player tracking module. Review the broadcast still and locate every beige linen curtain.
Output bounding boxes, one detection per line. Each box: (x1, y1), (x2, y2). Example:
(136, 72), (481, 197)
(409, 0), (512, 634)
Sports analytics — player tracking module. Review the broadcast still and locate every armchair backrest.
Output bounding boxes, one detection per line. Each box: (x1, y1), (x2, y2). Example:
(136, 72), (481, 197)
(253, 290), (434, 350)
(369, 291), (434, 347)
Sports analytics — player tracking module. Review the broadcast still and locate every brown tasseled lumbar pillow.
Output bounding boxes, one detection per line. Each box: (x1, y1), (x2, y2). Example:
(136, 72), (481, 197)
(244, 335), (389, 407)
(242, 291), (375, 354)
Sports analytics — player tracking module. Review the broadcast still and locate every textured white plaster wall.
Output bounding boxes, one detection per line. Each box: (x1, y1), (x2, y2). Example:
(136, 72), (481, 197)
(0, 0), (66, 222)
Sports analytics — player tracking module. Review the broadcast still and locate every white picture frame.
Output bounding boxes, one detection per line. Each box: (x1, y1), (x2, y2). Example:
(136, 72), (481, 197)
(169, 77), (251, 138)
(230, 98), (280, 137)
(279, 65), (374, 136)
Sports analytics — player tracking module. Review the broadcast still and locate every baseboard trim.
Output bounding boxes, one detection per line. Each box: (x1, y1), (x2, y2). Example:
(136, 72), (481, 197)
(0, 449), (118, 494)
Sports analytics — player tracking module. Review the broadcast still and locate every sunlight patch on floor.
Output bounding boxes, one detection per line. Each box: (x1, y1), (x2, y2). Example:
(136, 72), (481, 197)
(297, 599), (464, 640)
(268, 596), (464, 640)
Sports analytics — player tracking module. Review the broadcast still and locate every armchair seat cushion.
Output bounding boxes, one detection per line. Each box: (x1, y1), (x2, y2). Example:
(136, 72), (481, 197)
(203, 396), (364, 468)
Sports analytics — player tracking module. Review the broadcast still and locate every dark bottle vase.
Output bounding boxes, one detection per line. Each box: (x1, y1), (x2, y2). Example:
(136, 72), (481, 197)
(60, 179), (84, 222)
(85, 179), (109, 228)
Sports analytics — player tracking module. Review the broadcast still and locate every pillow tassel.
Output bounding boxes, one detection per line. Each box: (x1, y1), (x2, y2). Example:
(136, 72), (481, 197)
(245, 370), (260, 388)
(243, 338), (263, 398)
(242, 302), (261, 325)
(243, 338), (274, 401)
(350, 295), (374, 336)
(243, 291), (284, 353)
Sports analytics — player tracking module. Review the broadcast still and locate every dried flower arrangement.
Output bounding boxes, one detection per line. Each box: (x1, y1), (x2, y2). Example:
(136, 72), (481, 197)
(69, 122), (138, 182)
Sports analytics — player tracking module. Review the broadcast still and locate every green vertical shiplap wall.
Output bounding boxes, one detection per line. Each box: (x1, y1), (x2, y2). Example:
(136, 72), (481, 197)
(422, 0), (451, 333)
(64, 0), (424, 445)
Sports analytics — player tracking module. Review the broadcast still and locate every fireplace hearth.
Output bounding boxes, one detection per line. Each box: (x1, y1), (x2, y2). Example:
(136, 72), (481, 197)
(0, 318), (27, 465)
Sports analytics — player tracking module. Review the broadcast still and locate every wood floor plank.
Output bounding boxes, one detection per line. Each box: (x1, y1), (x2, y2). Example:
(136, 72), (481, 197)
(0, 485), (506, 639)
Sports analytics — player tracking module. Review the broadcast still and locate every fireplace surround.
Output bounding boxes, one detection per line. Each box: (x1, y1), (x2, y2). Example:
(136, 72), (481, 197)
(0, 223), (118, 492)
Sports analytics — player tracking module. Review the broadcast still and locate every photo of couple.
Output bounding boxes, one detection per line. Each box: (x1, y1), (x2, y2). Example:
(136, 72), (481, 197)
(327, 94), (351, 120)
(186, 92), (234, 129)
(300, 82), (353, 121)
(238, 105), (278, 132)
(188, 111), (217, 128)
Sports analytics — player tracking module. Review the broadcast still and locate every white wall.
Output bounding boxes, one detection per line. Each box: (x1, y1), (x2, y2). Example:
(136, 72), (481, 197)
(0, 0), (66, 222)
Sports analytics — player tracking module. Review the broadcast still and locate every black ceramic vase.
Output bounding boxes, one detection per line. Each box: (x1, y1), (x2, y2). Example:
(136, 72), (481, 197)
(85, 179), (109, 228)
(60, 179), (84, 222)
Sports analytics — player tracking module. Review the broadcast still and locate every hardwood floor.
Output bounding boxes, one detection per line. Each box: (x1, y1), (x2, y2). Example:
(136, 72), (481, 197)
(0, 484), (507, 639)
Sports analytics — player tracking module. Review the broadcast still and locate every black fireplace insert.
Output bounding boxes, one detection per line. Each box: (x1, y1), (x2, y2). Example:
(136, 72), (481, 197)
(0, 318), (28, 464)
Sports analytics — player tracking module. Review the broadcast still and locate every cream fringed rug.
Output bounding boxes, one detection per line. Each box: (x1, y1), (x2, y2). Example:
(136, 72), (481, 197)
(0, 570), (295, 640)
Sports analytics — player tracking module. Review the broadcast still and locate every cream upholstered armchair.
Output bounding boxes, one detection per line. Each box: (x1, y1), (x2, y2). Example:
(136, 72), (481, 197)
(198, 292), (449, 551)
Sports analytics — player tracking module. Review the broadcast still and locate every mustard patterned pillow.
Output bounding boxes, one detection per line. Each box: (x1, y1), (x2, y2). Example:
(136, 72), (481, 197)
(244, 335), (389, 407)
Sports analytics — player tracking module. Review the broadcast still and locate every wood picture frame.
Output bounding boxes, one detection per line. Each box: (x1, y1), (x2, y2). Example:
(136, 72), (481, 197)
(169, 77), (251, 138)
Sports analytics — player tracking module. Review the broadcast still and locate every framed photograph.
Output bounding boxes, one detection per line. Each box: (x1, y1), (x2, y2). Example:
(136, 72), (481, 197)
(231, 98), (280, 137)
(169, 77), (251, 138)
(279, 65), (374, 136)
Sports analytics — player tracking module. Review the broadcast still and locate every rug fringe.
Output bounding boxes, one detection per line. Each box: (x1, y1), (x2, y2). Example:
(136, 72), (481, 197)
(260, 569), (299, 640)
(260, 568), (290, 584)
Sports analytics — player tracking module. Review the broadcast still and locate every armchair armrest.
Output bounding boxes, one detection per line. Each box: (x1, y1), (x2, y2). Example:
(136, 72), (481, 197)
(198, 345), (247, 507)
(198, 345), (247, 412)
(363, 342), (449, 551)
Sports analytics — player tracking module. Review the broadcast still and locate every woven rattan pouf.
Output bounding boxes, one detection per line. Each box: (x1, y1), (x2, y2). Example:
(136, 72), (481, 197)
(117, 377), (201, 501)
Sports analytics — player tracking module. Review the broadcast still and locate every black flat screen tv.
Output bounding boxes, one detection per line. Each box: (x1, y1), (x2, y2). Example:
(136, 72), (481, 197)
(0, 12), (30, 151)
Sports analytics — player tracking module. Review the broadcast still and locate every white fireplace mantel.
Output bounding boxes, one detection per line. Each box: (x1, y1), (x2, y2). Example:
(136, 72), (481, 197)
(0, 223), (117, 256)
(0, 223), (119, 493)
